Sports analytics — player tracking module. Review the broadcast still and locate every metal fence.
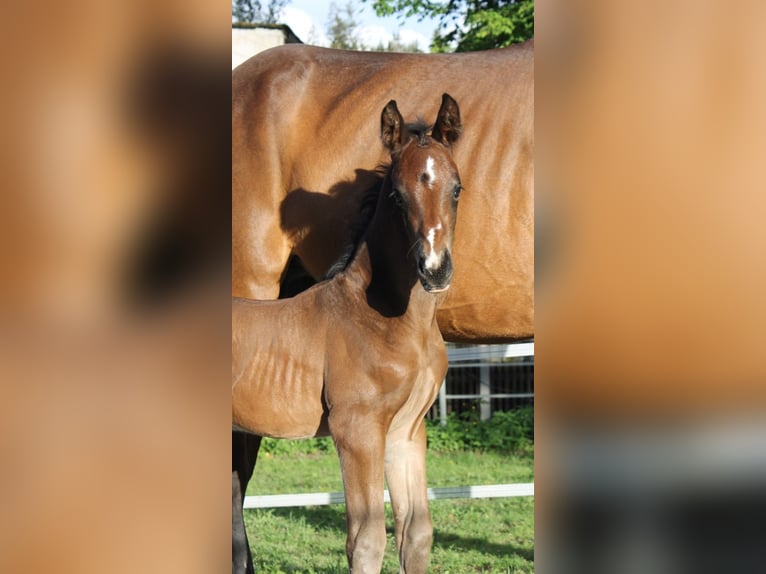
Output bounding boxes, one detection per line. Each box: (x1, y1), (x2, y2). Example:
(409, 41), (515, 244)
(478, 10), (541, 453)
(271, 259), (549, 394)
(428, 342), (535, 424)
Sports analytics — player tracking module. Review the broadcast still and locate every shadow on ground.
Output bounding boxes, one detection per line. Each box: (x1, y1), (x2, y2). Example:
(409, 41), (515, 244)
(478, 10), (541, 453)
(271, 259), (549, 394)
(250, 505), (533, 564)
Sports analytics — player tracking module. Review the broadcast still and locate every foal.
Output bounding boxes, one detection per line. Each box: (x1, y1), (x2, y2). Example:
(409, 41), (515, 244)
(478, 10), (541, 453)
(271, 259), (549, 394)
(232, 94), (463, 573)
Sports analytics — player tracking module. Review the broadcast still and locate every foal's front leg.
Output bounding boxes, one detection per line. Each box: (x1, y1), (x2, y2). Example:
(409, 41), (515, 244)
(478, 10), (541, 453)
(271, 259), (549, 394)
(384, 420), (432, 574)
(330, 411), (388, 573)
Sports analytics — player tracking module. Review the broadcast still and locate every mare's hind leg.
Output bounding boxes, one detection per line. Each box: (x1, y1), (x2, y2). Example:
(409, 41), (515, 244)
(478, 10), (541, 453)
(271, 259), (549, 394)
(384, 420), (433, 574)
(330, 413), (388, 573)
(232, 432), (262, 574)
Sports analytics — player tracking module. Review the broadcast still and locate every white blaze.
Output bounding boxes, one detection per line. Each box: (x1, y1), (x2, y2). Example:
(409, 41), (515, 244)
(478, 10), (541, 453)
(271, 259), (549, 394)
(424, 223), (443, 271)
(425, 156), (436, 186)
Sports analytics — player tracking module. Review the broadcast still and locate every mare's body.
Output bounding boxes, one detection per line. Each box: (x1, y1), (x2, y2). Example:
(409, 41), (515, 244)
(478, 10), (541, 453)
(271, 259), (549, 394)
(232, 41), (533, 342)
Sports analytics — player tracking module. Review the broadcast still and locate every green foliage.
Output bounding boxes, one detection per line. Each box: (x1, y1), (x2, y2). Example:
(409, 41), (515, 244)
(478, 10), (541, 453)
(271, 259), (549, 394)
(426, 407), (534, 454)
(327, 2), (364, 50)
(260, 436), (336, 456)
(232, 0), (287, 24)
(327, 2), (422, 52)
(365, 0), (534, 52)
(259, 406), (533, 456)
(371, 31), (423, 53)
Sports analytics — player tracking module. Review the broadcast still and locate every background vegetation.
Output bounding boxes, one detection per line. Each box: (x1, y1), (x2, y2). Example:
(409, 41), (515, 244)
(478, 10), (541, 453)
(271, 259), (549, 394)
(233, 0), (534, 52)
(259, 406), (533, 456)
(364, 0), (534, 51)
(232, 0), (288, 24)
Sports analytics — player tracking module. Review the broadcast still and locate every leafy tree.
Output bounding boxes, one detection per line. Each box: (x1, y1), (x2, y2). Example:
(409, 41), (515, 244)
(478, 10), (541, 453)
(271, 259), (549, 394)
(364, 0), (533, 52)
(232, 0), (288, 24)
(378, 31), (422, 52)
(327, 2), (364, 50)
(328, 1), (422, 52)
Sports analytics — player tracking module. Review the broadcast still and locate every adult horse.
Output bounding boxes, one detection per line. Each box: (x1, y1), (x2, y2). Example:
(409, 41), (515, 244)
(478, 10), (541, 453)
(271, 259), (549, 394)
(234, 94), (464, 573)
(232, 42), (533, 573)
(232, 40), (533, 342)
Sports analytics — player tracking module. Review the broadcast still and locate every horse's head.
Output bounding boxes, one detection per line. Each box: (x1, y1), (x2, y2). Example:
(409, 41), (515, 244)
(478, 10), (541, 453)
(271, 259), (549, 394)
(380, 93), (463, 293)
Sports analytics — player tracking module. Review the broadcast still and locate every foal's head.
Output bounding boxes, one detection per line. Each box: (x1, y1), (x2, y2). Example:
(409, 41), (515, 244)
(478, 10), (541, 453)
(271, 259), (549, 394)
(380, 94), (463, 293)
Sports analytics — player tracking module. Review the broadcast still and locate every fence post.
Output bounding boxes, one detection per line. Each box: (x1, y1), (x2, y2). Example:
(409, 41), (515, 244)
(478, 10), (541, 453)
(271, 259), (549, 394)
(439, 378), (447, 426)
(479, 364), (491, 421)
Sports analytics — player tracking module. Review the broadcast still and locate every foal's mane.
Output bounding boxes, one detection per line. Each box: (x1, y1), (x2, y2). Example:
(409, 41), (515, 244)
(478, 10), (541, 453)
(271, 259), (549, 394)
(323, 120), (432, 280)
(322, 165), (387, 280)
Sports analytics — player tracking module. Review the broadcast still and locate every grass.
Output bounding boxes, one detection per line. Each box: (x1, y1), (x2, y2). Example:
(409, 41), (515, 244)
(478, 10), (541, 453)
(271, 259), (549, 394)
(246, 450), (534, 496)
(245, 449), (534, 573)
(247, 497), (533, 573)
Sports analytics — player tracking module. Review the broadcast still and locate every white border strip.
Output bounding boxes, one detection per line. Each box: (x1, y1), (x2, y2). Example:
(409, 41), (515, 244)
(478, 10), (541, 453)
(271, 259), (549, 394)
(447, 342), (534, 362)
(244, 483), (534, 509)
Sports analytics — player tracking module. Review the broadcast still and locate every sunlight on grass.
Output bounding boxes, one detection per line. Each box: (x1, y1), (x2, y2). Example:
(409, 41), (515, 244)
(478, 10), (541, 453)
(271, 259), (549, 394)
(245, 450), (534, 573)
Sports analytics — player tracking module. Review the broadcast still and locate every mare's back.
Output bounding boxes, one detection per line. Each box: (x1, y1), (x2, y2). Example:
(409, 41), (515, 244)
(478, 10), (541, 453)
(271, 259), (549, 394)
(233, 43), (532, 175)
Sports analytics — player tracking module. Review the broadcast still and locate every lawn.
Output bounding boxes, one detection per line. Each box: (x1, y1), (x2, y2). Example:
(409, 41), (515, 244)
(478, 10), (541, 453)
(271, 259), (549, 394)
(244, 448), (534, 573)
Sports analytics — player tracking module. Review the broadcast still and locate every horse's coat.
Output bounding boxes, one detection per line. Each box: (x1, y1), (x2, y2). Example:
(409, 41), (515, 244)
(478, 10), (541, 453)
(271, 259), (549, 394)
(232, 95), (465, 573)
(232, 41), (534, 343)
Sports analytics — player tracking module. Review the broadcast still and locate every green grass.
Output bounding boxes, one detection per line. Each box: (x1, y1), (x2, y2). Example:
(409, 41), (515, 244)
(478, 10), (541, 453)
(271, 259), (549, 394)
(246, 450), (533, 496)
(245, 450), (534, 573)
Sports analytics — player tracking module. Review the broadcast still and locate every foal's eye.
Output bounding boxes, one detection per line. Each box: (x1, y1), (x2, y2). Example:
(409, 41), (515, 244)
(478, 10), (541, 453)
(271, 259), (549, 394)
(390, 189), (406, 208)
(452, 185), (463, 200)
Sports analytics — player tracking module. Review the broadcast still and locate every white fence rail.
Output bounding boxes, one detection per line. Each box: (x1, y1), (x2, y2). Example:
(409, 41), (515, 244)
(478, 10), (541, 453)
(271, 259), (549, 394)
(244, 483), (534, 509)
(446, 342), (534, 362)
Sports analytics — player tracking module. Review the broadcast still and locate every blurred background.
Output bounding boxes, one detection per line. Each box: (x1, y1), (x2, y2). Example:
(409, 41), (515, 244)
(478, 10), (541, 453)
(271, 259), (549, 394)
(535, 2), (766, 572)
(2, 0), (766, 572)
(0, 1), (230, 572)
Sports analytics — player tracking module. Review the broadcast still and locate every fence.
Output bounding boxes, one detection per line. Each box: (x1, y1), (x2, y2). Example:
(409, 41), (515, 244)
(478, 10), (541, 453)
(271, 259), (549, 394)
(245, 483), (534, 509)
(431, 341), (535, 424)
(244, 341), (535, 510)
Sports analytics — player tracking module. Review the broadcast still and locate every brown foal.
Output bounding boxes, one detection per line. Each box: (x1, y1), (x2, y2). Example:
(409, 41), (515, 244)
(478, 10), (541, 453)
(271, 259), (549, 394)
(232, 94), (463, 573)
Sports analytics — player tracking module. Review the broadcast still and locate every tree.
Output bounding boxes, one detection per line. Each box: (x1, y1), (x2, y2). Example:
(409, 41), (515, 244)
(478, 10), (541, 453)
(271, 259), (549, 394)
(372, 32), (422, 53)
(364, 0), (533, 52)
(328, 2), (423, 53)
(232, 0), (288, 24)
(327, 2), (363, 50)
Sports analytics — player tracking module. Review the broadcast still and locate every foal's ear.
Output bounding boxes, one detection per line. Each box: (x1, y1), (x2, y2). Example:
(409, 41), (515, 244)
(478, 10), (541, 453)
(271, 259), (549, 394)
(431, 93), (462, 147)
(381, 99), (405, 152)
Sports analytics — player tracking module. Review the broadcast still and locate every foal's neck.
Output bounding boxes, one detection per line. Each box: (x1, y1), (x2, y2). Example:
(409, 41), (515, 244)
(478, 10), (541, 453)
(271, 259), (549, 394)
(351, 186), (434, 320)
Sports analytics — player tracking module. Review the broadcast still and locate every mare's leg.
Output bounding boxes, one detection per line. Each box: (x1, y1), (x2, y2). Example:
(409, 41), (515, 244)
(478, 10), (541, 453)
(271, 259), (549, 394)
(232, 100), (292, 301)
(232, 432), (262, 574)
(384, 420), (433, 574)
(330, 413), (388, 573)
(231, 212), (290, 301)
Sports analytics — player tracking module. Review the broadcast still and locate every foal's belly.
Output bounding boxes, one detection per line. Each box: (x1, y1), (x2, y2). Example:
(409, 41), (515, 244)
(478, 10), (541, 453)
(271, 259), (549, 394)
(232, 409), (329, 440)
(232, 384), (329, 440)
(232, 352), (329, 439)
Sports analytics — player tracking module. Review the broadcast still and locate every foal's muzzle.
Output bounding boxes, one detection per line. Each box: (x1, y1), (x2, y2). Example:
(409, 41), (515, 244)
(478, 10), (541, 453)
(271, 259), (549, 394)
(417, 249), (453, 293)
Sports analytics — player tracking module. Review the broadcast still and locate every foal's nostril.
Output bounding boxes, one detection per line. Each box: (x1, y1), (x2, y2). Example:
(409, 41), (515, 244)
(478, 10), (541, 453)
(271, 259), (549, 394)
(416, 249), (453, 292)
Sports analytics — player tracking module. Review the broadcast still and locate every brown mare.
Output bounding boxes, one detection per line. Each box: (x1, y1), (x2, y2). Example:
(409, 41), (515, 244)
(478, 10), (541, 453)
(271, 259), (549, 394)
(232, 41), (533, 342)
(233, 95), (464, 573)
